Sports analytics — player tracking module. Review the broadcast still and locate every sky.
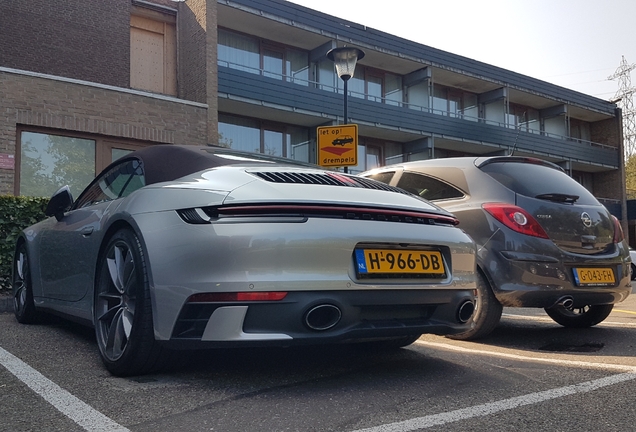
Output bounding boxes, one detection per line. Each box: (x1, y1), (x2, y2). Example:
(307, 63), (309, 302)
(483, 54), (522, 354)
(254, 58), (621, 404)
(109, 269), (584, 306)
(287, 0), (636, 101)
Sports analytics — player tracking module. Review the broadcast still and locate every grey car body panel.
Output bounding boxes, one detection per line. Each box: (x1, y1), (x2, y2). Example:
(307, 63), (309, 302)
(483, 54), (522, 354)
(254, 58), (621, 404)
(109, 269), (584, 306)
(19, 149), (477, 346)
(362, 156), (632, 309)
(142, 166), (450, 215)
(134, 208), (476, 340)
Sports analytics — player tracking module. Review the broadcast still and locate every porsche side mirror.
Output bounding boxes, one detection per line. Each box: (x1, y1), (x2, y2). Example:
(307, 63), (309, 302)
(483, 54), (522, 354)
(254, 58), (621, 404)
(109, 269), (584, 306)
(45, 185), (74, 221)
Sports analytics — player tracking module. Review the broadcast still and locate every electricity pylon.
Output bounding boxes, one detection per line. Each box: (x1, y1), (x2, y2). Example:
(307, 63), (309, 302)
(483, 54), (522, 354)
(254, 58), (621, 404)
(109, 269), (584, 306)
(608, 56), (636, 159)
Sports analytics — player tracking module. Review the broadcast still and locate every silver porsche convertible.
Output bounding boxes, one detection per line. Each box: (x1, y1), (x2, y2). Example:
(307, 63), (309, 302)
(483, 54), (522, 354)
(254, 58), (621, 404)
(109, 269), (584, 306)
(13, 145), (476, 376)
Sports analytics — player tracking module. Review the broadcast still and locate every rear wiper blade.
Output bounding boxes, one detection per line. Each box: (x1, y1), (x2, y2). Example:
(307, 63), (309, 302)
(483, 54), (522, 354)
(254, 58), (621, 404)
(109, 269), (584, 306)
(535, 193), (579, 203)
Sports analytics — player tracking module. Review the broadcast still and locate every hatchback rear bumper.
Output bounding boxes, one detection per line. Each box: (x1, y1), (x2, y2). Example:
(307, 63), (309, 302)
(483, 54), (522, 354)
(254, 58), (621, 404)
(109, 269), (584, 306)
(485, 249), (632, 308)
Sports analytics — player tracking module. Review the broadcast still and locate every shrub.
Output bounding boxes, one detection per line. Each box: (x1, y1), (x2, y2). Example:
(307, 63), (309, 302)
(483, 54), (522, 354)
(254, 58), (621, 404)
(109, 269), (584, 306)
(0, 196), (49, 292)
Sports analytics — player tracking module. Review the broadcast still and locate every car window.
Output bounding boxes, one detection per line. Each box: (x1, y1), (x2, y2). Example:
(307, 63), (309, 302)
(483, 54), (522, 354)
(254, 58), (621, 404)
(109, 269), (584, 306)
(365, 171), (396, 185)
(396, 172), (464, 201)
(479, 161), (598, 205)
(74, 159), (145, 209)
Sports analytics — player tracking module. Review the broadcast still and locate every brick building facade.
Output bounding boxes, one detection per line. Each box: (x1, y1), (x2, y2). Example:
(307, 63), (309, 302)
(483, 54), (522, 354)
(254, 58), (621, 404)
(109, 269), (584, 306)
(0, 0), (629, 238)
(0, 0), (216, 197)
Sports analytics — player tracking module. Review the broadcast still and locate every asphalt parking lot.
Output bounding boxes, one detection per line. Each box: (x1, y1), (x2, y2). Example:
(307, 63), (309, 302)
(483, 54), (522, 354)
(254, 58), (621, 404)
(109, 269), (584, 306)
(0, 287), (635, 431)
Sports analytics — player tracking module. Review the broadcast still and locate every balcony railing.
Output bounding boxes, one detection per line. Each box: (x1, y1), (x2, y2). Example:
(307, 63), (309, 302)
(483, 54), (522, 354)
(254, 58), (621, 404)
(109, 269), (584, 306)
(218, 60), (616, 153)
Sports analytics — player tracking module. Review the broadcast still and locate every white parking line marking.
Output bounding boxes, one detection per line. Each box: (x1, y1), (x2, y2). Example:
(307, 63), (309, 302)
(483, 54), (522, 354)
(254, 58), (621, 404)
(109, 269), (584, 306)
(352, 372), (636, 432)
(350, 341), (636, 432)
(0, 346), (130, 432)
(416, 340), (636, 371)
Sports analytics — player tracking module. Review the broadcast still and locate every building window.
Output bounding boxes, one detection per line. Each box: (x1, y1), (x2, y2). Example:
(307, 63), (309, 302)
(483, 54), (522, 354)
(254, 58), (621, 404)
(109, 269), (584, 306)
(318, 60), (403, 106)
(507, 104), (540, 133)
(17, 129), (149, 197)
(570, 118), (591, 142)
(218, 114), (310, 162)
(544, 115), (567, 138)
(130, 9), (177, 96)
(432, 84), (478, 119)
(218, 29), (309, 85)
(20, 131), (95, 198)
(218, 30), (260, 73)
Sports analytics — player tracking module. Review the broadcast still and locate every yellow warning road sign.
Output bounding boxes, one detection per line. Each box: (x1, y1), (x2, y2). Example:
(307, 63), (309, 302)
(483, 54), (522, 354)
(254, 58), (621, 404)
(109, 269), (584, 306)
(317, 124), (358, 167)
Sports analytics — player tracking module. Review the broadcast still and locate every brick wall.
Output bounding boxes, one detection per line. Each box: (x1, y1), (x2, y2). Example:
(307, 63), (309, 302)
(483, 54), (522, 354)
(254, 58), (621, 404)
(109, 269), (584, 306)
(0, 70), (208, 195)
(590, 111), (624, 201)
(205, 0), (219, 144)
(591, 116), (621, 149)
(0, 0), (131, 87)
(179, 0), (208, 104)
(595, 170), (622, 201)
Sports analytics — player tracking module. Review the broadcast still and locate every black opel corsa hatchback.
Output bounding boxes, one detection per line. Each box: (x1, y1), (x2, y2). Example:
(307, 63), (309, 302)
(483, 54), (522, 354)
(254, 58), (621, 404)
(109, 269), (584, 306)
(362, 156), (632, 340)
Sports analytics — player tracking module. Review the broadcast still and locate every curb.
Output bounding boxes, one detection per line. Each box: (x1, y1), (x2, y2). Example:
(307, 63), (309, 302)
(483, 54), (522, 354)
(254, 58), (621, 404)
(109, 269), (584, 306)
(0, 295), (12, 314)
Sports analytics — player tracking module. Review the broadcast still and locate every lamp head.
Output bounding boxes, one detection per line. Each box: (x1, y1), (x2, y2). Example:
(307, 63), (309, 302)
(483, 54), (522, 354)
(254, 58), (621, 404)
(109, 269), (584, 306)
(327, 47), (365, 81)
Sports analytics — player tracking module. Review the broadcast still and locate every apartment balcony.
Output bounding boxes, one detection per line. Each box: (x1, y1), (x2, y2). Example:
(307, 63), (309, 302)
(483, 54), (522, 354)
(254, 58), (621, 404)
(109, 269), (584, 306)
(218, 64), (620, 171)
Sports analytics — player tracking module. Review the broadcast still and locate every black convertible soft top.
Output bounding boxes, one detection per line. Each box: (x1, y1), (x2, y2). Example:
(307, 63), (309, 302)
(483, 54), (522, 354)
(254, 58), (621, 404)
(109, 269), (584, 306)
(120, 144), (315, 186)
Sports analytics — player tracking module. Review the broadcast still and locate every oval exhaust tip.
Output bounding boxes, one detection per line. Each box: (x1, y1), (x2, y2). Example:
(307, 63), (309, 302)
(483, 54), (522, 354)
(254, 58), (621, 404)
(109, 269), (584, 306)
(458, 300), (475, 323)
(304, 304), (342, 331)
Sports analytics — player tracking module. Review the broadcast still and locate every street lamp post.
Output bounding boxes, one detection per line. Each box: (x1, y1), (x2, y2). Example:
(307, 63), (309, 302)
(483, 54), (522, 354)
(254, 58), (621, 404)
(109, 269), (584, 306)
(327, 46), (365, 123)
(327, 46), (365, 172)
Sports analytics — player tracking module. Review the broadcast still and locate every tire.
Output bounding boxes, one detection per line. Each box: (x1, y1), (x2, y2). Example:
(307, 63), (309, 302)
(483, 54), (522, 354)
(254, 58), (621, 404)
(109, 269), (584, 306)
(94, 229), (169, 376)
(544, 304), (614, 328)
(631, 263), (636, 281)
(13, 243), (39, 324)
(446, 271), (502, 341)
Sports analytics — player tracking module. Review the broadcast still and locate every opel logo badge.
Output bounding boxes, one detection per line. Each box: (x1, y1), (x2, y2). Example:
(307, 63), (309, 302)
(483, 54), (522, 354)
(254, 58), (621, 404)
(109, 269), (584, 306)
(581, 212), (592, 228)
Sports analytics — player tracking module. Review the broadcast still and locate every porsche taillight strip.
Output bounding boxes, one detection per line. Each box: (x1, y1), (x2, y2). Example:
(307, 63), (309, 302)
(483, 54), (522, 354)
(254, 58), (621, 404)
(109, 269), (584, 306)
(177, 204), (459, 226)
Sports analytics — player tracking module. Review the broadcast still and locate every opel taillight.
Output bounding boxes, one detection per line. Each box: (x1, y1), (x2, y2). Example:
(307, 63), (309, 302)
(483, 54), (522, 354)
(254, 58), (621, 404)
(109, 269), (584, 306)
(482, 203), (549, 239)
(612, 215), (624, 243)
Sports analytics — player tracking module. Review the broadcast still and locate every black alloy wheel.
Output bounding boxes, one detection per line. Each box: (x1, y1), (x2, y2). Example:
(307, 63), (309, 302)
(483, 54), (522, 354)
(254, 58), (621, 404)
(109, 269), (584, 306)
(94, 228), (168, 376)
(13, 243), (39, 324)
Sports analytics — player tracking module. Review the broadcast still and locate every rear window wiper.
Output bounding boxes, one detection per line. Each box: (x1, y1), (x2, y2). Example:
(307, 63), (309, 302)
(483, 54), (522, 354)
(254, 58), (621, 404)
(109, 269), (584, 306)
(535, 193), (579, 203)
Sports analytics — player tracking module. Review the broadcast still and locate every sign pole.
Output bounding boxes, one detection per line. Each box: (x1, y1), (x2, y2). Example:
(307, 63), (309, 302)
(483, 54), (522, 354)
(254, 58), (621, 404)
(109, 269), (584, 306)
(343, 79), (349, 173)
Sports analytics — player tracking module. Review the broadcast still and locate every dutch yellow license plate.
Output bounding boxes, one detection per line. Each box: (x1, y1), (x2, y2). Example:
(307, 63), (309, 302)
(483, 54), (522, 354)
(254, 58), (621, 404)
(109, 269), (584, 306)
(573, 267), (615, 286)
(355, 249), (446, 276)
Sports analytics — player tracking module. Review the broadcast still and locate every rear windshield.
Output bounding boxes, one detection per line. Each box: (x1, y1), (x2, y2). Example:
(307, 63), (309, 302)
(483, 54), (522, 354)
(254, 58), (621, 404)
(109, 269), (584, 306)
(480, 161), (599, 205)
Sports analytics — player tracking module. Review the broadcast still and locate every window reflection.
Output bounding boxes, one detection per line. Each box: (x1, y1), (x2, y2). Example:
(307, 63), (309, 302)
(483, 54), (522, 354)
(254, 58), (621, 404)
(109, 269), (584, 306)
(219, 114), (310, 162)
(218, 29), (309, 85)
(20, 132), (95, 197)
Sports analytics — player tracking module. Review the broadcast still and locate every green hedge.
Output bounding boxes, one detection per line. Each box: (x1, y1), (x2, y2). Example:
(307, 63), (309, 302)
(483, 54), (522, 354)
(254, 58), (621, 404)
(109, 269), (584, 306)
(0, 196), (49, 292)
